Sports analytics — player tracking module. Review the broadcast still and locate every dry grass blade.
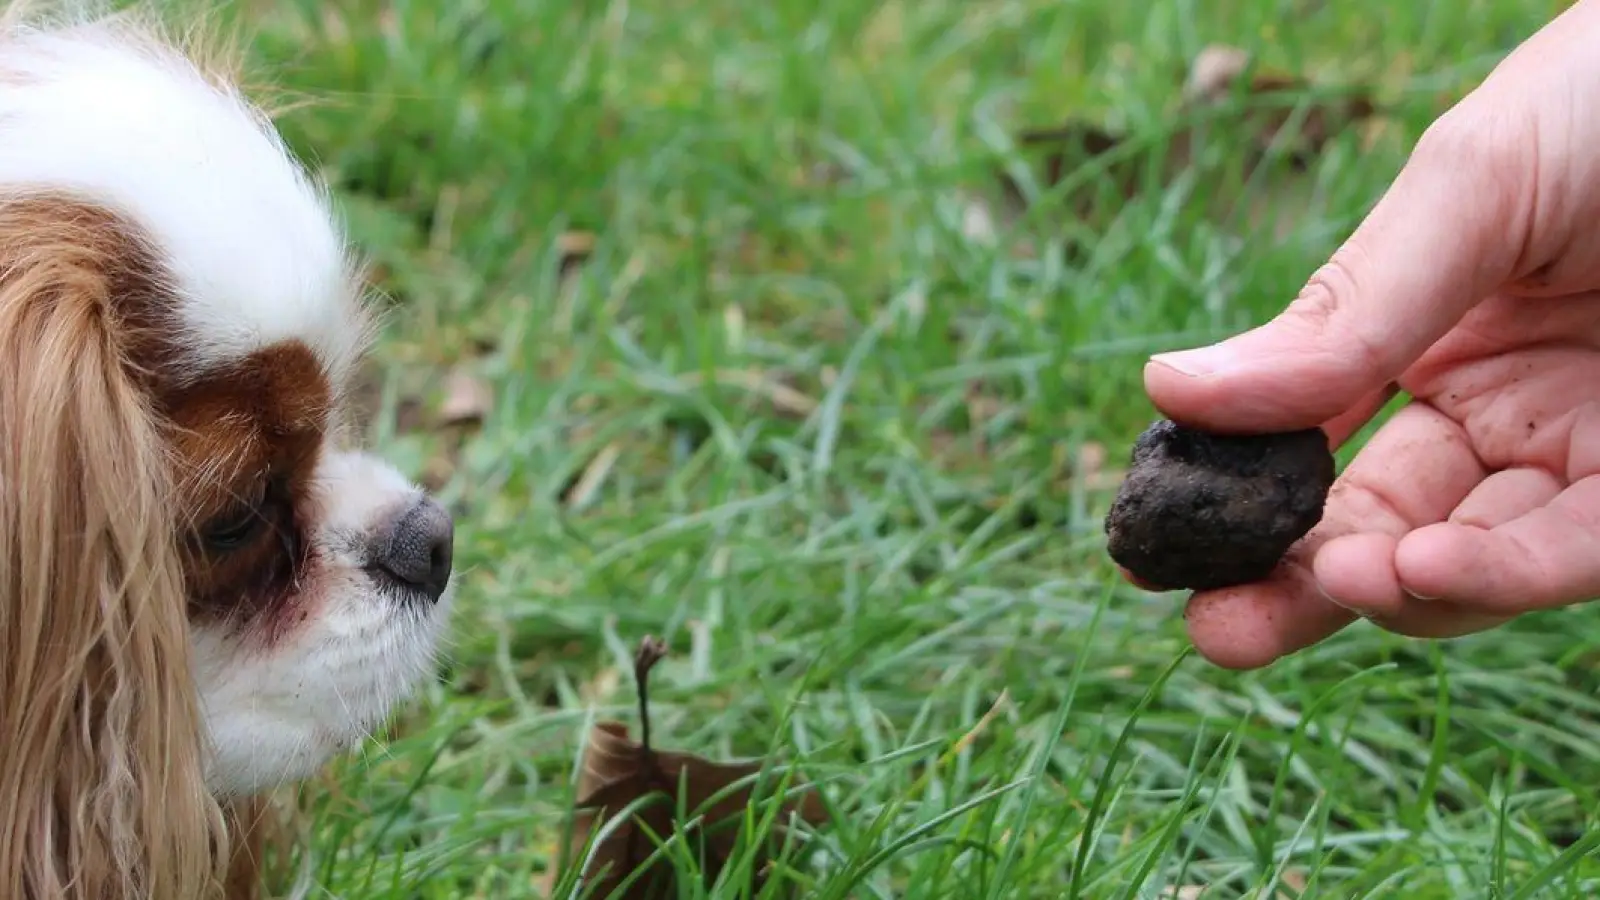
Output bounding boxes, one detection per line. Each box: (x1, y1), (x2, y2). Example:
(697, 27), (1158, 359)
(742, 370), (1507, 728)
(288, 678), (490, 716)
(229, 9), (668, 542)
(563, 441), (622, 512)
(676, 369), (820, 419)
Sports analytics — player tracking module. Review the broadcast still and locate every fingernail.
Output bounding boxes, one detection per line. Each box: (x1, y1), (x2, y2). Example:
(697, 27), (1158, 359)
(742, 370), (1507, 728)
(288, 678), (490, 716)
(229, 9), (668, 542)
(1150, 347), (1229, 377)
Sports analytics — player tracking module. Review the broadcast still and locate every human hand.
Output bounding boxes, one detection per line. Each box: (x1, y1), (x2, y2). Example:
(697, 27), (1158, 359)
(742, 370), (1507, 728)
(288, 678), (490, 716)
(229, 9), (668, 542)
(1124, 0), (1600, 669)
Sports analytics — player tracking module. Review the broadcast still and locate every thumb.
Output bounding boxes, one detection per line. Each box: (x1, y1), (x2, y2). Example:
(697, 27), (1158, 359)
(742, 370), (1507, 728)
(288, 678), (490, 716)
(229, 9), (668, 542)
(1145, 107), (1528, 434)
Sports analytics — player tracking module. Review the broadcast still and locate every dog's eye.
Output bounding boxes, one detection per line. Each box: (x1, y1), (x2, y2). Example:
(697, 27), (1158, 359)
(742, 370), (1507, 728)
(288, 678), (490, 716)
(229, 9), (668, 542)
(201, 509), (262, 552)
(199, 479), (273, 553)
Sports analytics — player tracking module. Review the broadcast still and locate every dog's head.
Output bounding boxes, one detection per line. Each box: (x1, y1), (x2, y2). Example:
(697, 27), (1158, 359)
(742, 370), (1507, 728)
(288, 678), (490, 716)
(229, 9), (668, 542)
(0, 8), (452, 897)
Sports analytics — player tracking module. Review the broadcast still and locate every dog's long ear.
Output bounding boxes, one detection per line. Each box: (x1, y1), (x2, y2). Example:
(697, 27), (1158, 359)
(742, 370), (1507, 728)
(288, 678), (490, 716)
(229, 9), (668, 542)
(0, 197), (228, 898)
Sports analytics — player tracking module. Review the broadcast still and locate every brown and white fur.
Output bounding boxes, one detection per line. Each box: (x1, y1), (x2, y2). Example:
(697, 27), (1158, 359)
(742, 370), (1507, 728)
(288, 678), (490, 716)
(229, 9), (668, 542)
(0, 4), (454, 897)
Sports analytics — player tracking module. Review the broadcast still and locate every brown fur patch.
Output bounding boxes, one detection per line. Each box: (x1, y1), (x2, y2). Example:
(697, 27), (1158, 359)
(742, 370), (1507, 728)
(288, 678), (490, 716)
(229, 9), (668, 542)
(164, 341), (332, 626)
(0, 193), (336, 627)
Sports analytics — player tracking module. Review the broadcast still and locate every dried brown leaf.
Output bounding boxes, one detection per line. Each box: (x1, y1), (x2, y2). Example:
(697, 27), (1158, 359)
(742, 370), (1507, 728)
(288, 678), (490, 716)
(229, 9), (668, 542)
(1074, 441), (1126, 492)
(1076, 441), (1107, 477)
(959, 191), (1000, 245)
(438, 368), (493, 427)
(1182, 44), (1254, 102)
(998, 43), (1378, 230)
(558, 230), (597, 258)
(558, 230), (597, 279)
(1181, 44), (1378, 171)
(1083, 471), (1127, 492)
(552, 637), (827, 899)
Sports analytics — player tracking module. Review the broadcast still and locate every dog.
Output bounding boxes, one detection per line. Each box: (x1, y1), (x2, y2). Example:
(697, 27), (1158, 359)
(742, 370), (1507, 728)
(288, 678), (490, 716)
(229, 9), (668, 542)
(0, 4), (454, 897)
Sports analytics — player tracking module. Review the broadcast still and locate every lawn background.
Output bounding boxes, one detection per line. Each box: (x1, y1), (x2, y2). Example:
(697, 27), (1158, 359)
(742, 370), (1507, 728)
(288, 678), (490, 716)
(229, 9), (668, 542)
(215, 0), (1600, 896)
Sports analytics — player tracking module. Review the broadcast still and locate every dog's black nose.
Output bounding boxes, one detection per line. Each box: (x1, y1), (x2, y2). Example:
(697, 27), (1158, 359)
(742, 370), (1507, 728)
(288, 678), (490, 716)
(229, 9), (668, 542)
(374, 496), (454, 603)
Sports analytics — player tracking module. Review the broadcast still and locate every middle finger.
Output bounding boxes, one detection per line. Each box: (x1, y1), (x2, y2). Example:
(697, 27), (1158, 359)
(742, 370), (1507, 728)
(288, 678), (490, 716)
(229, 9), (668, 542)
(1187, 401), (1486, 667)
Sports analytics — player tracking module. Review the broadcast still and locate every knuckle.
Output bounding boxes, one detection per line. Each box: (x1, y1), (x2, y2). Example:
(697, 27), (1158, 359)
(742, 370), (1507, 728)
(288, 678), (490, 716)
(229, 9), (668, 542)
(1413, 105), (1491, 167)
(1284, 250), (1390, 380)
(1411, 100), (1528, 194)
(1292, 254), (1360, 325)
(1411, 108), (1476, 167)
(1329, 470), (1411, 530)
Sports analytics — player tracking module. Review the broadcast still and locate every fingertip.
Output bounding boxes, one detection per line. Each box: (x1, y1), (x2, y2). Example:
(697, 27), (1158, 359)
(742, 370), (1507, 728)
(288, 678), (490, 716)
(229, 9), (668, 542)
(1116, 565), (1166, 592)
(1184, 599), (1283, 670)
(1143, 335), (1378, 435)
(1114, 566), (1289, 668)
(1183, 585), (1355, 670)
(1394, 522), (1486, 601)
(1141, 354), (1233, 429)
(1313, 532), (1407, 617)
(1183, 589), (1289, 670)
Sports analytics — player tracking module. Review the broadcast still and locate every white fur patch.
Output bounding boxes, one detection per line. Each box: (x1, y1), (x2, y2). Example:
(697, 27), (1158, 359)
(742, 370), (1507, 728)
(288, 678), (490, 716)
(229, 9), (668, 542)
(0, 16), (366, 379)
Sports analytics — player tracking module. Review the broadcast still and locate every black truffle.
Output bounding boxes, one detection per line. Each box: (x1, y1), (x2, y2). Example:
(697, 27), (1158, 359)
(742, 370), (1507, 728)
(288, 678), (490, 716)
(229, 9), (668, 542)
(1105, 419), (1336, 591)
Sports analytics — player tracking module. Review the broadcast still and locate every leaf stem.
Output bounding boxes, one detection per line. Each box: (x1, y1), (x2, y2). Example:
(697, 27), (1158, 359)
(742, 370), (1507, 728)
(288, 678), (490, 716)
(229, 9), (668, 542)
(634, 635), (669, 755)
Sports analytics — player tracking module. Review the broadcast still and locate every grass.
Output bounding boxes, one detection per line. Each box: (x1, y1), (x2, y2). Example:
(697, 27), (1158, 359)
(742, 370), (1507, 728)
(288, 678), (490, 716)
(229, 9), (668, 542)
(213, 0), (1600, 896)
